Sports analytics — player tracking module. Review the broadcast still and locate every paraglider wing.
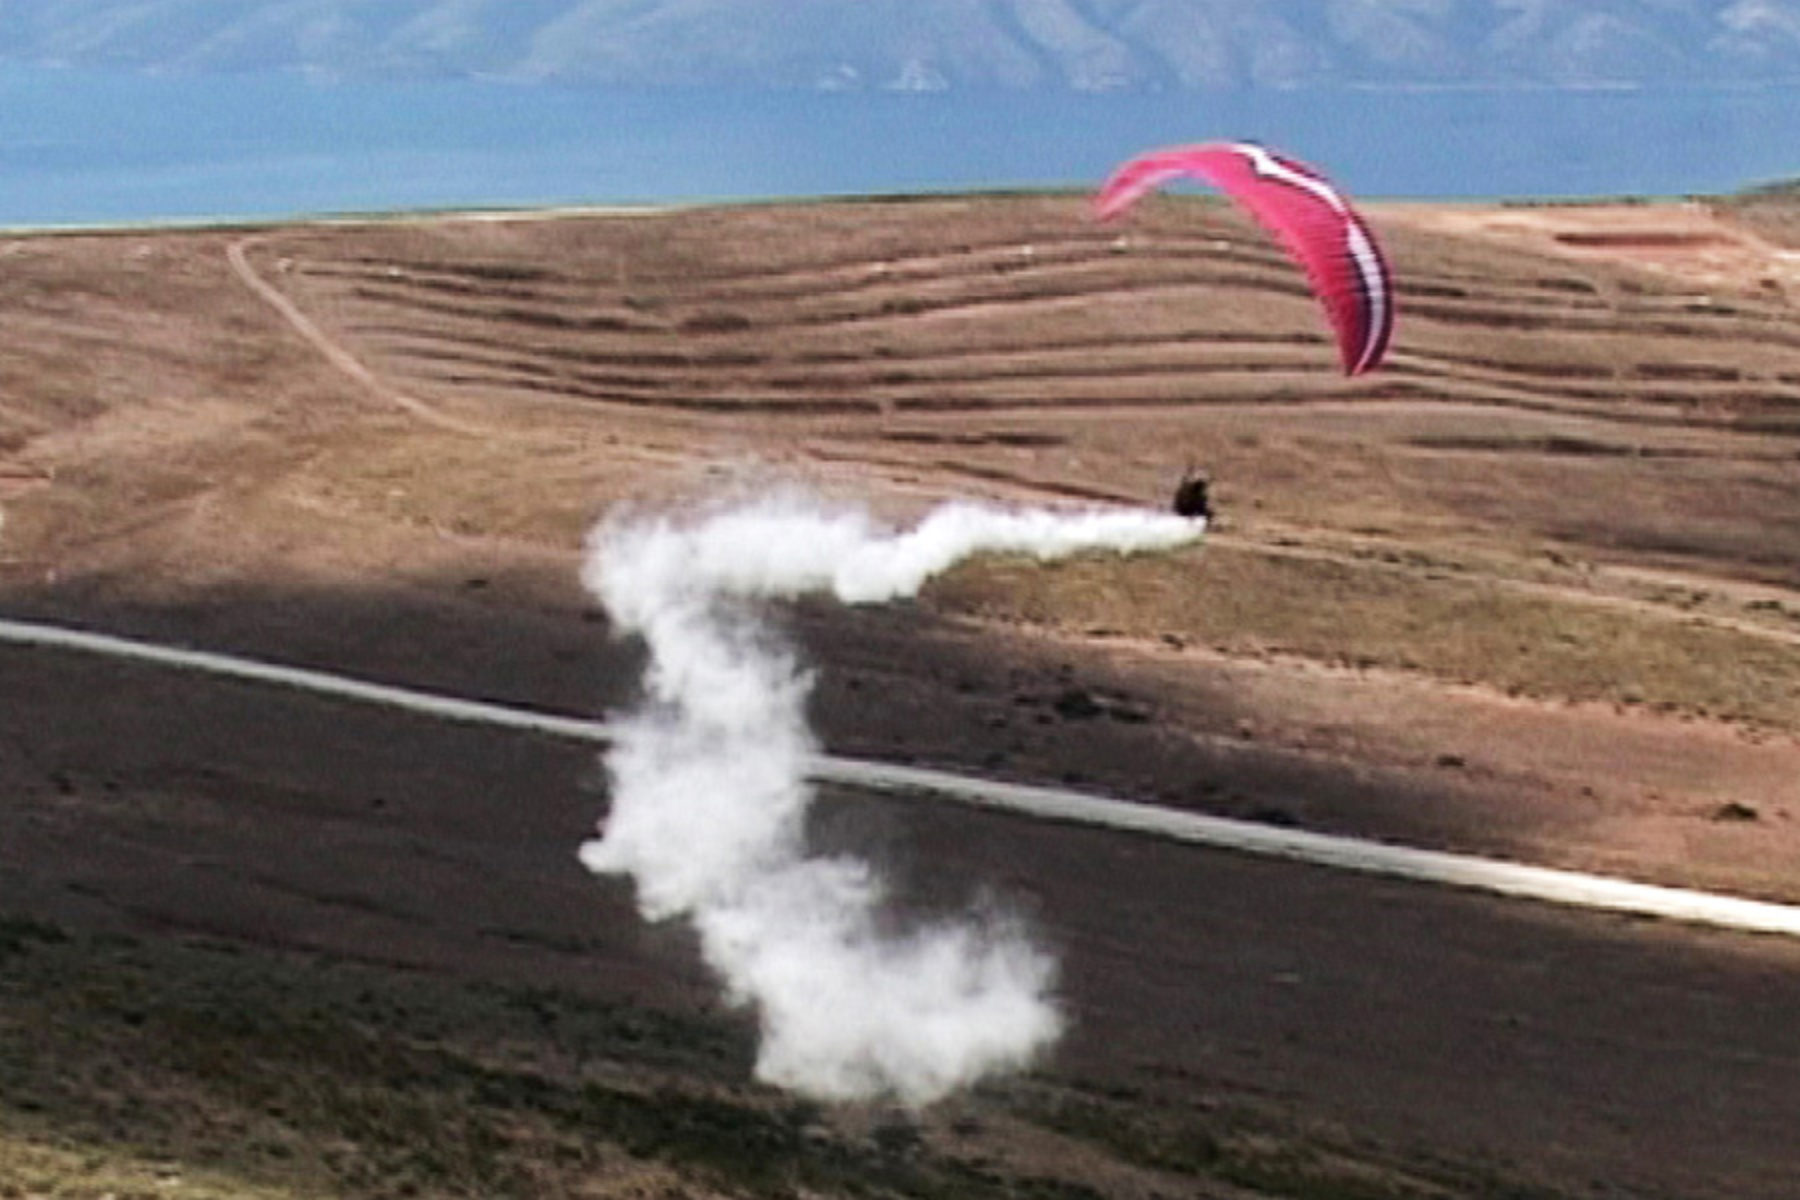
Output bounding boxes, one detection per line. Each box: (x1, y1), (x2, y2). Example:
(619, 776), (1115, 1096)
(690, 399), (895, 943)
(1094, 142), (1394, 375)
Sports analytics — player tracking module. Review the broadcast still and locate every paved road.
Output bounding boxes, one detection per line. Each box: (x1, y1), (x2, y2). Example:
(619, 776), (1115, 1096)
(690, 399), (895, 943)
(5, 638), (1800, 1198)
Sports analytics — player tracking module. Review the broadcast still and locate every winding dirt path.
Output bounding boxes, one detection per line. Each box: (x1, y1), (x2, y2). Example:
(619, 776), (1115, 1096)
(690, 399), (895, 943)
(228, 236), (491, 436)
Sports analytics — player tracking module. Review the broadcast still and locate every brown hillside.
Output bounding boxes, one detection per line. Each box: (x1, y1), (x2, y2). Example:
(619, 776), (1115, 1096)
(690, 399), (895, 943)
(4, 193), (1800, 1199)
(6, 194), (1799, 898)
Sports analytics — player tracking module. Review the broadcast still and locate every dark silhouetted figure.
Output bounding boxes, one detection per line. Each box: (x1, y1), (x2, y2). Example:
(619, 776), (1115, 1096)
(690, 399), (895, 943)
(1172, 468), (1212, 521)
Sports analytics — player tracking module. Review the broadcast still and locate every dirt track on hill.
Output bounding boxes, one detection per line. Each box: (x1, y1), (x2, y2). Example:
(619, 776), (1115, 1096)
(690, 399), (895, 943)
(4, 194), (1800, 1195)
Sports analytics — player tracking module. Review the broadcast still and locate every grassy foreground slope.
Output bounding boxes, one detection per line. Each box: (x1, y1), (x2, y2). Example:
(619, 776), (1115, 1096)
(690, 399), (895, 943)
(1, 918), (1578, 1200)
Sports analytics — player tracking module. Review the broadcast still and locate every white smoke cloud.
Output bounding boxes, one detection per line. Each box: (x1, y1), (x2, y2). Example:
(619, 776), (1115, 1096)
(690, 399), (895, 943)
(579, 489), (1203, 1106)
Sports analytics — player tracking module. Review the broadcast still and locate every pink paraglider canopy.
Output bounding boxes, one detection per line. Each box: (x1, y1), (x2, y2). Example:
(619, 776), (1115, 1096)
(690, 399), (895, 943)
(1095, 141), (1395, 375)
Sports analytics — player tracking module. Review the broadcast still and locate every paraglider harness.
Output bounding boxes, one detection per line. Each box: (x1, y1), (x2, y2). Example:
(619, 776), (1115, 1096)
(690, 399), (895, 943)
(1172, 467), (1211, 521)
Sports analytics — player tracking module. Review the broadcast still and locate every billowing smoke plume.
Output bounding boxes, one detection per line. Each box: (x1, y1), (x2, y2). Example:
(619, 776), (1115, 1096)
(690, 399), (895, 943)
(579, 490), (1203, 1106)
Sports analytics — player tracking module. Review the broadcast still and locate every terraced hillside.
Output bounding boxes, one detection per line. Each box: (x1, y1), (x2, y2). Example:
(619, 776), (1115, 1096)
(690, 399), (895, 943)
(6, 194), (1800, 1199)
(238, 197), (1800, 557)
(246, 196), (1800, 428)
(236, 196), (1800, 679)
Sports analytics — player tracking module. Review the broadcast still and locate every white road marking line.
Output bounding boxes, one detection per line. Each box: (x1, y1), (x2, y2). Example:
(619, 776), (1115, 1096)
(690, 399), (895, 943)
(819, 759), (1800, 937)
(0, 618), (606, 743)
(6, 616), (1799, 939)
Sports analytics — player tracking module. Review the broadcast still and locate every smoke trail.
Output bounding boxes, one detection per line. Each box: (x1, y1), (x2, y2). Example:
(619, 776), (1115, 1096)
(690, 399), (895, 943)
(579, 490), (1202, 1106)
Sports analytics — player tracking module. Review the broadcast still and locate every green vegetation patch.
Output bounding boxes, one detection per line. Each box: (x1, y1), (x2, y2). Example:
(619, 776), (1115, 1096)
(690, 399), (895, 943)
(0, 921), (1179, 1199)
(0, 919), (1587, 1199)
(1013, 1082), (1574, 1200)
(0, 920), (765, 1197)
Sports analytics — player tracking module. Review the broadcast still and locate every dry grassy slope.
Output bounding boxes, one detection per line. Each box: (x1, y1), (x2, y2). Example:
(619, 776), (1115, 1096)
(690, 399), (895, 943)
(6, 197), (1800, 1200)
(3, 194), (1800, 898)
(251, 194), (1800, 567)
(244, 193), (1800, 700)
(0, 912), (1611, 1200)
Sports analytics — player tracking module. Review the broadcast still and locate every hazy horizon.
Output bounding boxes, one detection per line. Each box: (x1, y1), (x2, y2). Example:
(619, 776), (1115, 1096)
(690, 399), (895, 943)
(3, 62), (1796, 228)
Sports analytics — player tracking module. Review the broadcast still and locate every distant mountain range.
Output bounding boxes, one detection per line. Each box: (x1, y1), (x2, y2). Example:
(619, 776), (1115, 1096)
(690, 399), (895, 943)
(4, 1), (1799, 90)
